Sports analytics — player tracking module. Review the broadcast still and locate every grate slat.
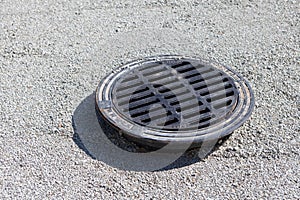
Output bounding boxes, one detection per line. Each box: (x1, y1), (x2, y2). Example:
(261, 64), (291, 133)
(180, 104), (208, 116)
(116, 80), (144, 92)
(128, 105), (161, 116)
(139, 63), (163, 72)
(117, 89), (153, 102)
(141, 65), (165, 75)
(123, 96), (159, 111)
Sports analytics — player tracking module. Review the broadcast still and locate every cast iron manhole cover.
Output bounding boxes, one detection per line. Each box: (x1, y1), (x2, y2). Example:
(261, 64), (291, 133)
(96, 55), (254, 150)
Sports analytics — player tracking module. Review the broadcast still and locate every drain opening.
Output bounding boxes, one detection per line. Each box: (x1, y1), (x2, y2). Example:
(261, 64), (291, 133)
(96, 55), (254, 150)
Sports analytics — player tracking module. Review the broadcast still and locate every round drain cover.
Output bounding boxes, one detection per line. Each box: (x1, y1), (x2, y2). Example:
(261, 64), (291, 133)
(96, 55), (254, 150)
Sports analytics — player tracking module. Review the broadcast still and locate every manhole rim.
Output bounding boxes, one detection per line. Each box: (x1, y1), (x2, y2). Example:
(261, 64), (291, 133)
(95, 55), (255, 143)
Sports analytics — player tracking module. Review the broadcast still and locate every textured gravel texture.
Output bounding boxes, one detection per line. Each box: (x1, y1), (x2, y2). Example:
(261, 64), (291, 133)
(0, 0), (299, 199)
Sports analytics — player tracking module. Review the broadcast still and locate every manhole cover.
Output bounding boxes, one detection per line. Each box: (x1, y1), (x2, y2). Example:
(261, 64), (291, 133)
(96, 55), (254, 150)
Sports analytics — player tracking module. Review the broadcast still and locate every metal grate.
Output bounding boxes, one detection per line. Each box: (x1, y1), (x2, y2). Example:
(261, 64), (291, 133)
(96, 55), (254, 149)
(112, 59), (238, 131)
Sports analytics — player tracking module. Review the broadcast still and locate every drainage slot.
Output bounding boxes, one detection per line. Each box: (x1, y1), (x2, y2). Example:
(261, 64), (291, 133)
(207, 90), (235, 102)
(171, 61), (191, 69)
(127, 93), (155, 103)
(184, 68), (214, 79)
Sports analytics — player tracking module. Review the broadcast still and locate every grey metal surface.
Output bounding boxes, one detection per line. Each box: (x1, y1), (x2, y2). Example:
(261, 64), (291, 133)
(96, 56), (253, 149)
(113, 58), (238, 129)
(95, 55), (254, 153)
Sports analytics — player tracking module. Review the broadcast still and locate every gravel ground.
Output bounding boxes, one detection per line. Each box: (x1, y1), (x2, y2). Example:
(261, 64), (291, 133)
(0, 0), (299, 199)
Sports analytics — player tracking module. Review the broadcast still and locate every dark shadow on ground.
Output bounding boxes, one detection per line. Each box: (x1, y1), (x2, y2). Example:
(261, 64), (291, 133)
(72, 93), (228, 172)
